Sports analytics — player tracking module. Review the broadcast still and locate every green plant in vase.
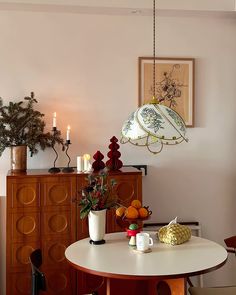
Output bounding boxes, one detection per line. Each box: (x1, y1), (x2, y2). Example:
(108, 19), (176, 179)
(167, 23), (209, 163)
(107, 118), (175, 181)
(0, 92), (64, 171)
(78, 170), (117, 244)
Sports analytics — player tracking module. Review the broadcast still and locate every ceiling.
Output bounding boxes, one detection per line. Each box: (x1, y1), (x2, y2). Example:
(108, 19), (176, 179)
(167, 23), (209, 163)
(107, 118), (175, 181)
(0, 0), (235, 15)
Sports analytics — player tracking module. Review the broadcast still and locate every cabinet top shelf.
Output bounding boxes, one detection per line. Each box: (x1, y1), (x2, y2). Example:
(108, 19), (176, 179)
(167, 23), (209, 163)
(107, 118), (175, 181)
(7, 166), (142, 178)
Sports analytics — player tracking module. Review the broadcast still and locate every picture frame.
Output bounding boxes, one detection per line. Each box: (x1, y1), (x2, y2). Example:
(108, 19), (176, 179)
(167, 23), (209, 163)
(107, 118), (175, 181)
(138, 57), (194, 127)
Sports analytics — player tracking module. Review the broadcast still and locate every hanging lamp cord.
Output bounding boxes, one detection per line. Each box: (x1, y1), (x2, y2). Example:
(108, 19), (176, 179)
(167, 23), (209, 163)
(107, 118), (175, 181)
(153, 0), (156, 100)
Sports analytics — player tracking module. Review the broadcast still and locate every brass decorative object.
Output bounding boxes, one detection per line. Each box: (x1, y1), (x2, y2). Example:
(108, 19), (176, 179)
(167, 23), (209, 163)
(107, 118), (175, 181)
(11, 145), (27, 172)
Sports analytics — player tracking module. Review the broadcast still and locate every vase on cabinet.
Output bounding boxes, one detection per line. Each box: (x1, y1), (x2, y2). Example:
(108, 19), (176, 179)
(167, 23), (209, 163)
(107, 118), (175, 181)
(10, 145), (27, 172)
(88, 209), (106, 245)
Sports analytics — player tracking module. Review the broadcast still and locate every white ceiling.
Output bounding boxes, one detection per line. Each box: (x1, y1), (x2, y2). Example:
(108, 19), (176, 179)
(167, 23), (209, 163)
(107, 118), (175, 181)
(0, 0), (235, 15)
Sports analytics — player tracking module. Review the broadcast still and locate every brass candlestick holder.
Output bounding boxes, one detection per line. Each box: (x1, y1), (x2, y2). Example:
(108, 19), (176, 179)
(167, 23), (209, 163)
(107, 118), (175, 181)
(62, 140), (74, 173)
(48, 127), (61, 173)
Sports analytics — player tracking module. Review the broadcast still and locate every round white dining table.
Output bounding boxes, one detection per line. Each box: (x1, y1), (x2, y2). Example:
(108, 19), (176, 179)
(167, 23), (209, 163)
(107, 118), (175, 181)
(65, 232), (227, 295)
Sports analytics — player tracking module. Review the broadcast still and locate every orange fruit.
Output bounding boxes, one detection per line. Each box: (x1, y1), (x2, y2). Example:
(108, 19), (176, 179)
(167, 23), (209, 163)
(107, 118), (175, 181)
(116, 207), (126, 217)
(131, 199), (142, 209)
(138, 207), (149, 218)
(125, 206), (139, 219)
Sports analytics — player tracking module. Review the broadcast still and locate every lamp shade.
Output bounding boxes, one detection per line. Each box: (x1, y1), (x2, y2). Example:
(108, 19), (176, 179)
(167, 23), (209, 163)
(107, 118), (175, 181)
(121, 102), (188, 154)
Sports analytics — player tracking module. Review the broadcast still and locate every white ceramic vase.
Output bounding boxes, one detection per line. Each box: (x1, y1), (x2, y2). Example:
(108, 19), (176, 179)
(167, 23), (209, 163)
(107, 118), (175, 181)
(88, 209), (107, 243)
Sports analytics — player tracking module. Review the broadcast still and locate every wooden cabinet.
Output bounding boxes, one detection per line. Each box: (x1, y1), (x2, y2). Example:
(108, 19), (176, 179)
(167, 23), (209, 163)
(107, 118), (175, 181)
(6, 168), (142, 295)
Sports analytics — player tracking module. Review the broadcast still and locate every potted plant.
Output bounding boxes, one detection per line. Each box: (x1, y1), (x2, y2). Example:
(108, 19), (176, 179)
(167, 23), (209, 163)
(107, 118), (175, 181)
(0, 92), (64, 171)
(78, 170), (117, 244)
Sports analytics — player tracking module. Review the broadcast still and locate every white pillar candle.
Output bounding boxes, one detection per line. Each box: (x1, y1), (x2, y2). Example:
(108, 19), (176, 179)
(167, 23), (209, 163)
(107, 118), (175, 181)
(53, 112), (57, 128)
(77, 156), (83, 172)
(83, 159), (88, 171)
(66, 125), (70, 141)
(83, 154), (90, 171)
(87, 161), (92, 172)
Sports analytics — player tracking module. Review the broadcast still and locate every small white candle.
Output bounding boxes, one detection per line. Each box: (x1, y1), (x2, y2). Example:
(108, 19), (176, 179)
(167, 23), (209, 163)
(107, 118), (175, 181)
(77, 156), (83, 172)
(66, 125), (70, 141)
(83, 154), (90, 171)
(53, 112), (57, 128)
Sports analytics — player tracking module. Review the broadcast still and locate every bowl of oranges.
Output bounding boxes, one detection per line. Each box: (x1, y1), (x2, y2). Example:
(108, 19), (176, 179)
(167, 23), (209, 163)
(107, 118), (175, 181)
(115, 199), (152, 229)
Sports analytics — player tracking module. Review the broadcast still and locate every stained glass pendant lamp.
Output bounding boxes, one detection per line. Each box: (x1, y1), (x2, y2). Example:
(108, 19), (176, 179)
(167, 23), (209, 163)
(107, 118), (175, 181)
(121, 0), (188, 154)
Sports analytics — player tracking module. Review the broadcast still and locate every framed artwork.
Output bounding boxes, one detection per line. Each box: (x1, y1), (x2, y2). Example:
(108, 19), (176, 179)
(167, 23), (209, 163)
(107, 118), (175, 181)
(138, 57), (194, 127)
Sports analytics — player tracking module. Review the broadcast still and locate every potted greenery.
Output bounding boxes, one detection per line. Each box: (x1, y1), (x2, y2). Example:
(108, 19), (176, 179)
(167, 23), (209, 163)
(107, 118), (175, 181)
(78, 170), (117, 244)
(0, 92), (64, 171)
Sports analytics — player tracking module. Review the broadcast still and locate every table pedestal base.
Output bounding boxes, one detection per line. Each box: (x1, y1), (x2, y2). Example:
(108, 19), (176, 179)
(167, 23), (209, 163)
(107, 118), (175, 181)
(92, 277), (186, 295)
(148, 278), (186, 295)
(77, 271), (186, 295)
(106, 278), (110, 295)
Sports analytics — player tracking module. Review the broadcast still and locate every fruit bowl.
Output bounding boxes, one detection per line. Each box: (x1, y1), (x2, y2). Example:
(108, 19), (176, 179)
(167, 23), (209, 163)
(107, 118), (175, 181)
(116, 215), (152, 230)
(115, 200), (152, 230)
(123, 215), (152, 222)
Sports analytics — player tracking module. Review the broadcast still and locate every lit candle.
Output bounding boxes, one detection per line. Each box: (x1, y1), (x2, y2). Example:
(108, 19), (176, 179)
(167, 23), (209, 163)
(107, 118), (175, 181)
(66, 125), (70, 141)
(53, 112), (57, 128)
(83, 154), (90, 161)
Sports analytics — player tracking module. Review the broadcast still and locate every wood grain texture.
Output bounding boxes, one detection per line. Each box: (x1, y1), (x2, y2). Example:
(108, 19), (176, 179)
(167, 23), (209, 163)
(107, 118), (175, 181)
(6, 169), (142, 295)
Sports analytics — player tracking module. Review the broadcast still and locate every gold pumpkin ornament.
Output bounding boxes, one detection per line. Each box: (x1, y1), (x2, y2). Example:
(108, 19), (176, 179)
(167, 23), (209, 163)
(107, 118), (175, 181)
(158, 223), (191, 246)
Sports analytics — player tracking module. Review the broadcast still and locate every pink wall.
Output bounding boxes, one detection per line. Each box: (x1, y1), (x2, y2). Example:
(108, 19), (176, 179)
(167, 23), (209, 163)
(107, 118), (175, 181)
(0, 7), (236, 294)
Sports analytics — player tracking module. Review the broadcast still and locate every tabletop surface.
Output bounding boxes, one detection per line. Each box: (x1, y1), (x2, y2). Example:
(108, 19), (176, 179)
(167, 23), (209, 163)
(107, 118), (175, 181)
(65, 232), (227, 279)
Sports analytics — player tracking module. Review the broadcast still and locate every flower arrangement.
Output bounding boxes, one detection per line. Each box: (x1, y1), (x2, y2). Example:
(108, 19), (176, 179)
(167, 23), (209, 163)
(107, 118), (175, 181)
(79, 171), (117, 219)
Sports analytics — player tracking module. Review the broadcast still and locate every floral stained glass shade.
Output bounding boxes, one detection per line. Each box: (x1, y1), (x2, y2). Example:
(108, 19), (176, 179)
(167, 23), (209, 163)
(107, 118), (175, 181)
(121, 103), (188, 154)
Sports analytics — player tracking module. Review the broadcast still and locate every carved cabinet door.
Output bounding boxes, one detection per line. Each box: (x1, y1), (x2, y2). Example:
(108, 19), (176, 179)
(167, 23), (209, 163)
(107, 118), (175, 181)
(7, 178), (40, 295)
(7, 175), (77, 295)
(40, 176), (77, 295)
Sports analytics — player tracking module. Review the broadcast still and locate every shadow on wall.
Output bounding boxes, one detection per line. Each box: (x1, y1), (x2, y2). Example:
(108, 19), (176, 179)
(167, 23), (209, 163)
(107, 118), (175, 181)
(0, 196), (6, 295)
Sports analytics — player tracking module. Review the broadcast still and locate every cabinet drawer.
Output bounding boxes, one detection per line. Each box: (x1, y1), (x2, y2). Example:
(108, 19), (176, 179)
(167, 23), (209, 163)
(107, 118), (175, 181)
(41, 180), (75, 207)
(11, 210), (40, 242)
(8, 181), (39, 209)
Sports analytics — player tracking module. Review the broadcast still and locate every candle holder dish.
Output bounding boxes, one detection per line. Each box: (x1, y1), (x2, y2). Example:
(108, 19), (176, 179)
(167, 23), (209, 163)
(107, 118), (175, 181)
(62, 140), (74, 173)
(127, 228), (140, 247)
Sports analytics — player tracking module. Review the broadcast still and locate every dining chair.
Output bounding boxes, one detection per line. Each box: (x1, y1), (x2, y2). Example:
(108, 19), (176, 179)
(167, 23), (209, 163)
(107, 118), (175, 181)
(188, 236), (236, 295)
(29, 249), (46, 295)
(30, 249), (98, 295)
(84, 278), (104, 295)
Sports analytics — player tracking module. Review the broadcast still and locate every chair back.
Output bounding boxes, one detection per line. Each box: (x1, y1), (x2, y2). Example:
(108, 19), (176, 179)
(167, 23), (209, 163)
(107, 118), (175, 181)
(189, 236), (236, 295)
(29, 249), (46, 295)
(224, 236), (236, 254)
